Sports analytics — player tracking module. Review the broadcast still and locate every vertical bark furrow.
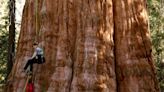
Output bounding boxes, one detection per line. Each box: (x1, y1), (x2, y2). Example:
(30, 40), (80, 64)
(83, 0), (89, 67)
(71, 0), (116, 92)
(113, 0), (160, 92)
(46, 0), (72, 91)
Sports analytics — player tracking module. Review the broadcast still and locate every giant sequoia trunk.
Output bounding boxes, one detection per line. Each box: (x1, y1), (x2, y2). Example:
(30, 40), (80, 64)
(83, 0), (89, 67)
(6, 0), (159, 92)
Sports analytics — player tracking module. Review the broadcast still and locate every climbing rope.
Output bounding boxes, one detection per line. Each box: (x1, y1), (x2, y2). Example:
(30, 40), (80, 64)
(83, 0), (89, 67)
(32, 0), (39, 83)
(23, 74), (32, 92)
(23, 0), (39, 91)
(35, 0), (38, 42)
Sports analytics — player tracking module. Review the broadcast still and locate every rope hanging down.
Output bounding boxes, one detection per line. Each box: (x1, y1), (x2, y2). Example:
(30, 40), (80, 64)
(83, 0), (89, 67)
(34, 0), (45, 53)
(23, 0), (39, 91)
(23, 75), (33, 92)
(35, 0), (38, 42)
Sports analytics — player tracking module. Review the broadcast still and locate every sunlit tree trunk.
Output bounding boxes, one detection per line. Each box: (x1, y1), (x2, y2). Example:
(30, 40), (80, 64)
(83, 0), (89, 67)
(6, 0), (159, 92)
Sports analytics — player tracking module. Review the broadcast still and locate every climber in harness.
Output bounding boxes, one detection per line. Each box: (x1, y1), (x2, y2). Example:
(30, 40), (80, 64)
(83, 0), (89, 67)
(23, 42), (45, 74)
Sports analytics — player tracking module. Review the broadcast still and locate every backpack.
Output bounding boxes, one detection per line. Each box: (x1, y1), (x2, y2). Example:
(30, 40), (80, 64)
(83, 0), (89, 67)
(26, 83), (34, 92)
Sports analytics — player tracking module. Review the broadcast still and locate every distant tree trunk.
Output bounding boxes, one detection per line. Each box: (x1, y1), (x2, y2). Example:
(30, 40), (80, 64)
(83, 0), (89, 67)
(7, 0), (15, 78)
(6, 0), (159, 92)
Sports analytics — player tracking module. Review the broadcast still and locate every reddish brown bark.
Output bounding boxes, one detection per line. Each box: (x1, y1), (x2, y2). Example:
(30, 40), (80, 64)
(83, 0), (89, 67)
(113, 0), (159, 92)
(6, 0), (159, 92)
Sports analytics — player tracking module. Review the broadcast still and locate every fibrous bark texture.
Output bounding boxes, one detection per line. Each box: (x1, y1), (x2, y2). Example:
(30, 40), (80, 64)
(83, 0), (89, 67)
(113, 0), (159, 92)
(6, 0), (159, 92)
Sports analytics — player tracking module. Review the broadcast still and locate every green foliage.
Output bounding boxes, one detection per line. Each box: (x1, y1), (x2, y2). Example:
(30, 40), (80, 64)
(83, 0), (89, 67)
(0, 24), (8, 84)
(148, 0), (164, 90)
(0, 0), (8, 84)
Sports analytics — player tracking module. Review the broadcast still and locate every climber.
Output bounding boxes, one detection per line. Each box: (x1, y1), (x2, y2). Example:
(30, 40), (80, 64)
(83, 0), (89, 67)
(23, 42), (45, 74)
